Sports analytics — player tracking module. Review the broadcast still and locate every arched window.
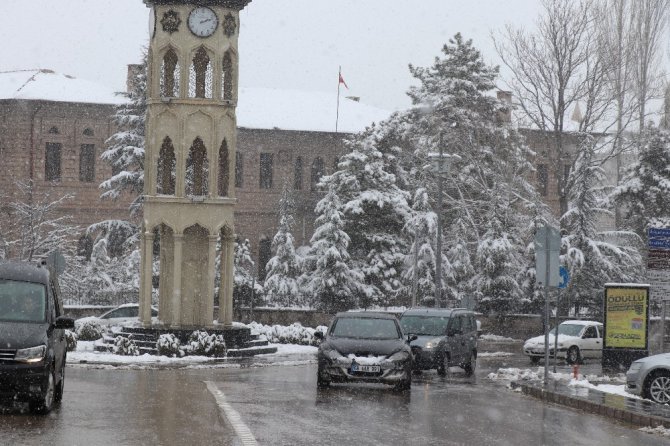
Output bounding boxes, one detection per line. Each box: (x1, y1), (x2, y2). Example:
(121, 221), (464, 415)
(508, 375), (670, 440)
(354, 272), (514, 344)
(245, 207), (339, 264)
(189, 47), (212, 99)
(310, 157), (324, 191)
(218, 140), (229, 197)
(161, 48), (180, 98)
(48, 126), (59, 135)
(222, 51), (233, 101)
(157, 136), (176, 195)
(258, 238), (271, 280)
(294, 156), (303, 190)
(185, 137), (209, 196)
(83, 128), (94, 137)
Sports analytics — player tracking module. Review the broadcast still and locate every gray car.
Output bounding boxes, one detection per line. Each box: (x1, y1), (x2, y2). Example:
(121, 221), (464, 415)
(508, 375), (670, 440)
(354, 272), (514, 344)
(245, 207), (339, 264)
(626, 352), (670, 404)
(399, 308), (478, 376)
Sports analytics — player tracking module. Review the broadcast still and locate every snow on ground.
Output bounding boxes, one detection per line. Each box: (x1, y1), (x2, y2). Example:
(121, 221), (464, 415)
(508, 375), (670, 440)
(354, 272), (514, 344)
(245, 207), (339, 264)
(639, 426), (670, 437)
(478, 352), (514, 357)
(479, 334), (518, 342)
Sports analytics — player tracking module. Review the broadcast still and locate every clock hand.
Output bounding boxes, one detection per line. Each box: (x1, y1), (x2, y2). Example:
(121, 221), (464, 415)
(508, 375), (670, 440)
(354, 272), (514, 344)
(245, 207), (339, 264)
(200, 19), (212, 24)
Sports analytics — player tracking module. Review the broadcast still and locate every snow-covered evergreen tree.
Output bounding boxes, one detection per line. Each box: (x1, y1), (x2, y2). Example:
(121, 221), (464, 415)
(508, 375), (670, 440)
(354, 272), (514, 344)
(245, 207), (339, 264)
(401, 187), (447, 307)
(563, 137), (642, 316)
(264, 183), (302, 307)
(326, 121), (411, 309)
(100, 49), (147, 216)
(611, 126), (670, 239)
(232, 238), (263, 308)
(301, 185), (364, 312)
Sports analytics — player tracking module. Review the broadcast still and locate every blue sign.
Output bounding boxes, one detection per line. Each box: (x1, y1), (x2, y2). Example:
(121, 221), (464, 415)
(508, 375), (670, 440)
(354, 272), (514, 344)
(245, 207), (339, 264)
(558, 266), (569, 289)
(649, 238), (670, 250)
(649, 228), (670, 238)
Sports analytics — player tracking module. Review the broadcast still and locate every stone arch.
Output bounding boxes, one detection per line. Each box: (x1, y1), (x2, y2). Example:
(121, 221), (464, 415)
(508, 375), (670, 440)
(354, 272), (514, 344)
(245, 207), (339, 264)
(83, 128), (94, 137)
(310, 157), (325, 191)
(218, 139), (229, 197)
(157, 136), (176, 195)
(181, 224), (210, 325)
(48, 126), (59, 134)
(185, 137), (209, 196)
(188, 46), (213, 99)
(160, 47), (180, 98)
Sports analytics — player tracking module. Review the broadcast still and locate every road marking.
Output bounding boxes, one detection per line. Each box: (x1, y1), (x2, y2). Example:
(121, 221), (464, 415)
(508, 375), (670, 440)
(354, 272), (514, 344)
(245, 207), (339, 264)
(205, 381), (258, 446)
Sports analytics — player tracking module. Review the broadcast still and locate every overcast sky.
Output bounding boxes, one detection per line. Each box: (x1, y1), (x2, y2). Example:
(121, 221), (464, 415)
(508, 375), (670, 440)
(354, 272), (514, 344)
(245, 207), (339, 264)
(0, 0), (541, 111)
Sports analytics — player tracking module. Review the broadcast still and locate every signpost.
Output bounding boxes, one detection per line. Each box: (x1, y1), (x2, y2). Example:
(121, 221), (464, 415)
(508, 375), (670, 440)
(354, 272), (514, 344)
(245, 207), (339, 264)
(647, 227), (670, 353)
(535, 225), (560, 385)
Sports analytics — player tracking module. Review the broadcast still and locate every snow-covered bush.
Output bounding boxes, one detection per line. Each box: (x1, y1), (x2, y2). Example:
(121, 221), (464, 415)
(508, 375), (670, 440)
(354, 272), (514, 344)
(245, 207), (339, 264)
(113, 335), (140, 356)
(156, 333), (184, 357)
(247, 322), (327, 346)
(75, 320), (104, 341)
(185, 330), (226, 357)
(65, 330), (78, 352)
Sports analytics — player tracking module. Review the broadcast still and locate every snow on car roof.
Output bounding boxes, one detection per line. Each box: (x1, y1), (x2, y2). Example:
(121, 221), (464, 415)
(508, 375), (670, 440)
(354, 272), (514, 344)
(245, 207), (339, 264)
(561, 320), (602, 326)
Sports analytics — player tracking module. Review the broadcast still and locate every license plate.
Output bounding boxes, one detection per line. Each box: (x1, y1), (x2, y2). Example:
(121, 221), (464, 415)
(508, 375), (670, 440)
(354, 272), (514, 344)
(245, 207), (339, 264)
(351, 364), (380, 373)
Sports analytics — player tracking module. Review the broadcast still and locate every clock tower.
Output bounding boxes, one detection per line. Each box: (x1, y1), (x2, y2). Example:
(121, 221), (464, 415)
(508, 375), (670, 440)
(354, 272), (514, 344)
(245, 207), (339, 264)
(140, 0), (251, 328)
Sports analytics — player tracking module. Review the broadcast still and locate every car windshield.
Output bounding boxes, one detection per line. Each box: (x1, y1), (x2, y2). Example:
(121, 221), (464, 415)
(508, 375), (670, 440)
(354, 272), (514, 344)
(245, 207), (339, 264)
(400, 315), (450, 336)
(550, 324), (585, 337)
(0, 279), (47, 323)
(331, 317), (400, 340)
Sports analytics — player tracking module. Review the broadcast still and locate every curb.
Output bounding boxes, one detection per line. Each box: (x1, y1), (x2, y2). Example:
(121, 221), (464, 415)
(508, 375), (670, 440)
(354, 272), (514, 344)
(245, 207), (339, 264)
(517, 383), (670, 429)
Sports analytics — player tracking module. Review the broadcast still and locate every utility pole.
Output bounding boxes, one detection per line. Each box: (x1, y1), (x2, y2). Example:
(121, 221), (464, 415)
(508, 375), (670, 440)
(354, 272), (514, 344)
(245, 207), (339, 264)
(435, 133), (444, 309)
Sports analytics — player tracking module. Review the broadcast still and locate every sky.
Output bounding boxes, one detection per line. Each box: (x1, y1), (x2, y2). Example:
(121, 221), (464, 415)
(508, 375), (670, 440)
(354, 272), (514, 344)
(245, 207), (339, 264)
(0, 0), (541, 112)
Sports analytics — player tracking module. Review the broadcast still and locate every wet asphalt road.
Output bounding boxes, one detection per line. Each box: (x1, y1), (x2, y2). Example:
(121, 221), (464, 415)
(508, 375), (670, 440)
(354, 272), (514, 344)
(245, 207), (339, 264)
(0, 354), (666, 446)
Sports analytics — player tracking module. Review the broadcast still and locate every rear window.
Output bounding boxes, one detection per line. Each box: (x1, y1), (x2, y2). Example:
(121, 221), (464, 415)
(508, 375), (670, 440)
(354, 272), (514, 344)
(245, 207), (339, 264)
(400, 315), (450, 336)
(331, 317), (400, 340)
(0, 279), (47, 323)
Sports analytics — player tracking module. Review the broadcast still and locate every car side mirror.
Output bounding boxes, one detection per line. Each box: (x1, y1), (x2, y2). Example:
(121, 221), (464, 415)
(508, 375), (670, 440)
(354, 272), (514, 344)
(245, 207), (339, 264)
(314, 331), (324, 341)
(407, 334), (418, 343)
(447, 328), (462, 336)
(54, 316), (75, 330)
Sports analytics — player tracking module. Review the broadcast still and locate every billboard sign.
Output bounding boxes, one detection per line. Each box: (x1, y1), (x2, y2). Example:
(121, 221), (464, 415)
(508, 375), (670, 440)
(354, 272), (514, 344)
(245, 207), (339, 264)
(602, 284), (649, 370)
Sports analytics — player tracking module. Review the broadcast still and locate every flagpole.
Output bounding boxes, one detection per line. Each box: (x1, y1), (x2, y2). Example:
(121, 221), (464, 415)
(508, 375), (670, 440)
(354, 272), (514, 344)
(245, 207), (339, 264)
(336, 65), (341, 133)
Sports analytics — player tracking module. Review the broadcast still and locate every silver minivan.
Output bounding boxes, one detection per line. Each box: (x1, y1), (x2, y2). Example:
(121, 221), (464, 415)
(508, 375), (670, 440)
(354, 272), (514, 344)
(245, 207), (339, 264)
(399, 308), (478, 376)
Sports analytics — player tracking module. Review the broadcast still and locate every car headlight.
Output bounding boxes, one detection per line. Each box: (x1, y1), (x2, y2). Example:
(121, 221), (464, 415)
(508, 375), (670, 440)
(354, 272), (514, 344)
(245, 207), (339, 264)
(425, 338), (442, 349)
(388, 350), (410, 362)
(628, 362), (642, 372)
(14, 345), (46, 363)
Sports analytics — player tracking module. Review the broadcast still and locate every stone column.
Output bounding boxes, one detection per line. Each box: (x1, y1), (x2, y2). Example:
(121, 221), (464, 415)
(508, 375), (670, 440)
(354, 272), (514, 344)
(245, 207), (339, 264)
(171, 233), (184, 328)
(220, 234), (235, 326)
(141, 230), (154, 327)
(206, 234), (218, 326)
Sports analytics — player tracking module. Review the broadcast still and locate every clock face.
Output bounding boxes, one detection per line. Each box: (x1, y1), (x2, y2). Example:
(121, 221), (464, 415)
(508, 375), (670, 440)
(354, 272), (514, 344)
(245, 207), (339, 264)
(188, 7), (218, 38)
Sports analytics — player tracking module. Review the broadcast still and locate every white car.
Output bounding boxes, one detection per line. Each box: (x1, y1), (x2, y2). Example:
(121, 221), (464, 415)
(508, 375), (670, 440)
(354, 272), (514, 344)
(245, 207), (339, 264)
(523, 320), (603, 365)
(77, 303), (158, 327)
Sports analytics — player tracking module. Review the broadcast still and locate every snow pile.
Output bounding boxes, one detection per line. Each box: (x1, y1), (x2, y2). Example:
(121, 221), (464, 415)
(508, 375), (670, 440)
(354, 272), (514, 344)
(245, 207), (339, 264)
(337, 354), (388, 365)
(477, 352), (514, 357)
(479, 334), (517, 342)
(65, 330), (78, 352)
(639, 426), (670, 438)
(487, 367), (544, 382)
(246, 322), (327, 346)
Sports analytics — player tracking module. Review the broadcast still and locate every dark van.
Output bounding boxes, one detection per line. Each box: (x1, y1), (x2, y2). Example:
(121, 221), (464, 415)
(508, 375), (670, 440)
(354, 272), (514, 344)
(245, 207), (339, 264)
(0, 261), (74, 413)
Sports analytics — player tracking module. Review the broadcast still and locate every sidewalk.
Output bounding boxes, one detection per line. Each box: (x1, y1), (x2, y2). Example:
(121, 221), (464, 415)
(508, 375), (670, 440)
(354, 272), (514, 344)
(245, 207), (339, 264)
(516, 379), (670, 429)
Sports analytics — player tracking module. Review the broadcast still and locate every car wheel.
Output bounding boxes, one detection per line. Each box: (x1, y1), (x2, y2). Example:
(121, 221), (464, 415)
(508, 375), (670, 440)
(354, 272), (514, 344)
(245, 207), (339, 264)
(316, 365), (330, 388)
(463, 351), (476, 376)
(530, 356), (541, 365)
(437, 352), (449, 377)
(30, 366), (55, 414)
(647, 371), (670, 404)
(566, 346), (581, 365)
(54, 358), (65, 403)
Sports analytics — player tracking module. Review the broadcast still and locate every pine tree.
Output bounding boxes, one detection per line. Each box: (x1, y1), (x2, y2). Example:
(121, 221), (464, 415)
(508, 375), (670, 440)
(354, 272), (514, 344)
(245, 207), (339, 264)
(327, 121), (412, 309)
(264, 183), (302, 307)
(301, 185), (364, 312)
(100, 49), (147, 216)
(564, 136), (642, 316)
(611, 127), (670, 239)
(232, 238), (262, 308)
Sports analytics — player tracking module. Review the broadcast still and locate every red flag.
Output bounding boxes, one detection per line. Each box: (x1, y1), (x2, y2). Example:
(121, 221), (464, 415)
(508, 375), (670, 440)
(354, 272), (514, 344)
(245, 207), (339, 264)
(339, 72), (349, 89)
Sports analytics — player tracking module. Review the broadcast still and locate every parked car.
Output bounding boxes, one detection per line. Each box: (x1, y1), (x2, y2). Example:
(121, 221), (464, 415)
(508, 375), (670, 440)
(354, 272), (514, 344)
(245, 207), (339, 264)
(0, 261), (75, 414)
(626, 353), (670, 404)
(77, 303), (158, 327)
(523, 320), (603, 365)
(399, 307), (478, 376)
(314, 311), (415, 391)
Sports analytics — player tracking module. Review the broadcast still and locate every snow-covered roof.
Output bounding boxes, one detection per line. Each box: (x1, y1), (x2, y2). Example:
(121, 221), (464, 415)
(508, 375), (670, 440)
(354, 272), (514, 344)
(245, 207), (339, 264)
(0, 70), (390, 133)
(0, 69), (126, 105)
(236, 87), (390, 133)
